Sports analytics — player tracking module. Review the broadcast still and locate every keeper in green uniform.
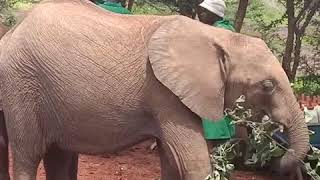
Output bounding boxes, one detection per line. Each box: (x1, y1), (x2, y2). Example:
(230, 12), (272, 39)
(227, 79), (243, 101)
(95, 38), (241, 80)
(196, 0), (236, 140)
(92, 0), (132, 14)
(197, 0), (235, 32)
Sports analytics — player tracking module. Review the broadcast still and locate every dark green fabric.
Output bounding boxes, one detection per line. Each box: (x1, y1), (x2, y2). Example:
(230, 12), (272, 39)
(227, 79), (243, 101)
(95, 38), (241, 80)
(97, 2), (131, 14)
(213, 19), (235, 32)
(95, 0), (105, 4)
(204, 20), (235, 140)
(202, 116), (235, 140)
(206, 20), (235, 140)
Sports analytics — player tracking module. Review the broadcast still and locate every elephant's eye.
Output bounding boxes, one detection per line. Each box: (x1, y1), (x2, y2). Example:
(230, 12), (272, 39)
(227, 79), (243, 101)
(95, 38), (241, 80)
(262, 80), (274, 92)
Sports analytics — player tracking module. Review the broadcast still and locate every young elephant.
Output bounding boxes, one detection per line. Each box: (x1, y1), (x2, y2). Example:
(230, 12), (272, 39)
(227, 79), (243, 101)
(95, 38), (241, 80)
(0, 0), (309, 179)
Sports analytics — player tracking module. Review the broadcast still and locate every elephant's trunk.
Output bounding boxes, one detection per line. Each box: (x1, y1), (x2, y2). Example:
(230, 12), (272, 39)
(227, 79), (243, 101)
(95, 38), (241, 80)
(279, 107), (309, 172)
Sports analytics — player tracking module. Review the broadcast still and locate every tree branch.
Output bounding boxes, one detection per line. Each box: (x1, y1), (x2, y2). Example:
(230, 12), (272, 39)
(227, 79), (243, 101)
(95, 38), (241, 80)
(292, 33), (303, 80)
(297, 0), (319, 35)
(296, 0), (319, 30)
(292, 0), (320, 80)
(296, 0), (312, 24)
(282, 0), (296, 80)
(234, 0), (249, 32)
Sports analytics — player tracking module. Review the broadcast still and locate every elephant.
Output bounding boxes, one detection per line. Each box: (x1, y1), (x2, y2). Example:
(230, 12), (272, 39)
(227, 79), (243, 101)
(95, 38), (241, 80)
(0, 0), (310, 179)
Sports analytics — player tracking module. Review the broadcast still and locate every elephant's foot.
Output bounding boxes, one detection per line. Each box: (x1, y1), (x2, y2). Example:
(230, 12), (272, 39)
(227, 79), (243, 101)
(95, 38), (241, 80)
(10, 139), (42, 180)
(11, 149), (39, 180)
(12, 161), (38, 180)
(44, 146), (79, 180)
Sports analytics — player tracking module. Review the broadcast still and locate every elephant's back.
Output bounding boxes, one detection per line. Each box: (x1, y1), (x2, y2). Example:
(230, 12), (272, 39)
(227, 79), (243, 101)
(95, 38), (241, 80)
(3, 0), (165, 66)
(0, 0), (167, 116)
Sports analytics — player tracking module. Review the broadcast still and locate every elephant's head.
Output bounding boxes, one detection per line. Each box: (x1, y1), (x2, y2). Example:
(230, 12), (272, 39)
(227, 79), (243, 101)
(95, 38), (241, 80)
(148, 16), (309, 173)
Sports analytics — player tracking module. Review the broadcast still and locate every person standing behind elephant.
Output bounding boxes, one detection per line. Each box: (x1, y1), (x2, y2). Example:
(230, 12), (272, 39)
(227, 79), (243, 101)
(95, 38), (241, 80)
(195, 1), (251, 165)
(91, 0), (132, 14)
(197, 0), (235, 32)
(196, 0), (237, 142)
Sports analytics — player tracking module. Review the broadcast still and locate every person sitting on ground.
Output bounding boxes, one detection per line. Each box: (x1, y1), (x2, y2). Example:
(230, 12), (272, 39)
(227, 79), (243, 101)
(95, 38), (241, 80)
(197, 0), (235, 32)
(90, 0), (132, 14)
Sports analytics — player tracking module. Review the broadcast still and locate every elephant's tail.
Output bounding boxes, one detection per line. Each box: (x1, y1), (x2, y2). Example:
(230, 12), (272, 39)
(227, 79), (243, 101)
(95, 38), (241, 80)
(0, 23), (9, 180)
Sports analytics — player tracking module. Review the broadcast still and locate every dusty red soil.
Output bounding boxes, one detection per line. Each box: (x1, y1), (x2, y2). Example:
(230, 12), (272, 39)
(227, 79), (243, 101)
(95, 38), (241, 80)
(9, 140), (276, 180)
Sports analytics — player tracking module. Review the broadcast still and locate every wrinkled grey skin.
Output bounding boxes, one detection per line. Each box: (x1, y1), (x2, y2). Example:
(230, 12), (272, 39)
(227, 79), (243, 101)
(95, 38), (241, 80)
(0, 22), (78, 180)
(0, 0), (309, 179)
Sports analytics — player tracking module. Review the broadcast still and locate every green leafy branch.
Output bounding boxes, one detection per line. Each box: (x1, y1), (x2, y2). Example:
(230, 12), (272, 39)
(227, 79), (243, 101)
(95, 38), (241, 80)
(205, 141), (237, 180)
(206, 95), (320, 180)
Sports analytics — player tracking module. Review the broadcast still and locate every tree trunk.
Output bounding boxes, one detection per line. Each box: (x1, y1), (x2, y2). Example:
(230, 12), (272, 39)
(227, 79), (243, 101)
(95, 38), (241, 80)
(282, 0), (295, 81)
(291, 0), (319, 80)
(234, 0), (249, 32)
(177, 0), (196, 19)
(292, 34), (303, 81)
(127, 0), (134, 11)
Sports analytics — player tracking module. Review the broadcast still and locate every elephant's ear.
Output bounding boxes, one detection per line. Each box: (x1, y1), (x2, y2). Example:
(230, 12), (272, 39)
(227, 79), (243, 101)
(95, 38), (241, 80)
(148, 16), (229, 121)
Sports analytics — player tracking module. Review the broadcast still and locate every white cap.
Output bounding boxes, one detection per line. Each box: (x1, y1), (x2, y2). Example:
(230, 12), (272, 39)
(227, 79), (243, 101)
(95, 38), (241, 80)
(199, 0), (226, 18)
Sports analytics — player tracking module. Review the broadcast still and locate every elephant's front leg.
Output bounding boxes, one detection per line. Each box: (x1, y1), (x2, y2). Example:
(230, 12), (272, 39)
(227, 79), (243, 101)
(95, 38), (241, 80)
(157, 112), (211, 180)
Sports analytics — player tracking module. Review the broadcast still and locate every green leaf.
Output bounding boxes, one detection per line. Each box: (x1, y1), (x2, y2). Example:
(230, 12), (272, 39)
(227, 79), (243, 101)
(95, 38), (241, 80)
(213, 171), (220, 179)
(207, 95), (320, 180)
(214, 164), (226, 172)
(315, 161), (320, 175)
(226, 164), (234, 171)
(205, 175), (213, 180)
(305, 162), (313, 171)
(270, 146), (285, 157)
(221, 177), (229, 180)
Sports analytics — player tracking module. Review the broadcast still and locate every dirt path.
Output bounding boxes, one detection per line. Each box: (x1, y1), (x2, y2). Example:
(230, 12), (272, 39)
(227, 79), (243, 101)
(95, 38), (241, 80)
(8, 140), (278, 180)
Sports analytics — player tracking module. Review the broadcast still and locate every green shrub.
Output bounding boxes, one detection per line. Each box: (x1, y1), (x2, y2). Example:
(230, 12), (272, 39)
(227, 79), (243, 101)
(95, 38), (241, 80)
(292, 75), (320, 96)
(207, 95), (320, 180)
(131, 0), (178, 15)
(0, 0), (36, 26)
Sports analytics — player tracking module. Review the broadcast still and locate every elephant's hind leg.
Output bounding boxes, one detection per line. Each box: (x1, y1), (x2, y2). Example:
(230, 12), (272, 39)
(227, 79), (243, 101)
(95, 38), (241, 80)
(7, 106), (45, 180)
(44, 146), (79, 180)
(11, 144), (42, 180)
(0, 111), (10, 180)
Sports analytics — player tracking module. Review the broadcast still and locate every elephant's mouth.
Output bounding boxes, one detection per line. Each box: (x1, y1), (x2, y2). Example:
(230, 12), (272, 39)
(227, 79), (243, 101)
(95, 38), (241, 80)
(254, 109), (286, 126)
(250, 109), (270, 122)
(236, 100), (309, 174)
(249, 109), (289, 145)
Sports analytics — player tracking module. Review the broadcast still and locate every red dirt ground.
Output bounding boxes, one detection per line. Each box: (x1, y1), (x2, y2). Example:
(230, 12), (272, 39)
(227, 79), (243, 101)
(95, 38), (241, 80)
(9, 140), (277, 180)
